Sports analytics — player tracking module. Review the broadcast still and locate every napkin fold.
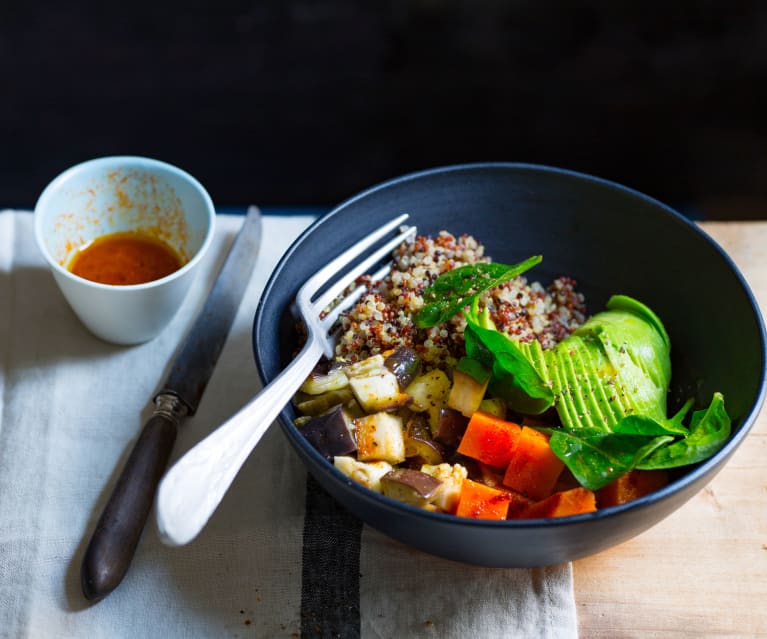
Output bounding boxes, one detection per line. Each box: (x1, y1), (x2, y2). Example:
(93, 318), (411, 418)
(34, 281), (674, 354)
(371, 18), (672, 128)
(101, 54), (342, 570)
(0, 210), (578, 638)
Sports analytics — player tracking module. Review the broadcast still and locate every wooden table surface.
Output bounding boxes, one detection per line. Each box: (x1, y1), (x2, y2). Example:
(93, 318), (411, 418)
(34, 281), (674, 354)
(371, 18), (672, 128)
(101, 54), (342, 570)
(574, 221), (767, 638)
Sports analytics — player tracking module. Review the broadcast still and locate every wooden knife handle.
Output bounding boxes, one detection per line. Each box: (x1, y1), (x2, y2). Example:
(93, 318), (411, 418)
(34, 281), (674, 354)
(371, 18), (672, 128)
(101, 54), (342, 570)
(81, 406), (181, 601)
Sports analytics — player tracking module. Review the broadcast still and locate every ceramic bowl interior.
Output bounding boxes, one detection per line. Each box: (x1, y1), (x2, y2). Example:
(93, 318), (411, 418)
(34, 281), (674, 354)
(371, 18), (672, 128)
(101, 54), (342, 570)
(253, 163), (766, 567)
(35, 156), (213, 273)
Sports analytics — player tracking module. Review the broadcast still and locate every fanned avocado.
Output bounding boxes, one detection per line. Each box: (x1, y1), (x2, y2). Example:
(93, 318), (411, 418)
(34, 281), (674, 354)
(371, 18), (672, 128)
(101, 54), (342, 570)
(416, 260), (730, 488)
(472, 292), (729, 488)
(545, 295), (671, 431)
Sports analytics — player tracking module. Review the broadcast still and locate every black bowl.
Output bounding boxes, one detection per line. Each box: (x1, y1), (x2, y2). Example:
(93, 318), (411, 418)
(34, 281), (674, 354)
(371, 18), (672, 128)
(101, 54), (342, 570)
(253, 163), (766, 567)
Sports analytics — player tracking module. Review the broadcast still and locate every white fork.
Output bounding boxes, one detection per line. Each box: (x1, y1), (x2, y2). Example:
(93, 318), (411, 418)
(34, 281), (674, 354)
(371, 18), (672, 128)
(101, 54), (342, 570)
(156, 214), (416, 546)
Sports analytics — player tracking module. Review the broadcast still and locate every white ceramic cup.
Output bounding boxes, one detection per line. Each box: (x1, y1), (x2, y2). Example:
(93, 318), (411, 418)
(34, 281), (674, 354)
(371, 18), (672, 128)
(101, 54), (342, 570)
(34, 156), (216, 345)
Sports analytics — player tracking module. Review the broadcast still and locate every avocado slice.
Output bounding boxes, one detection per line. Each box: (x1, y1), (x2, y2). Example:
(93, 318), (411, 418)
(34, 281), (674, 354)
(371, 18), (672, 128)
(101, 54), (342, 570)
(545, 295), (671, 431)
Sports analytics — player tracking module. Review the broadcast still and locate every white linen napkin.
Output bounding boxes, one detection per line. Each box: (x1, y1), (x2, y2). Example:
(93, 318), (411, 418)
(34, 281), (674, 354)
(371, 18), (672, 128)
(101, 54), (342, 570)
(0, 210), (578, 638)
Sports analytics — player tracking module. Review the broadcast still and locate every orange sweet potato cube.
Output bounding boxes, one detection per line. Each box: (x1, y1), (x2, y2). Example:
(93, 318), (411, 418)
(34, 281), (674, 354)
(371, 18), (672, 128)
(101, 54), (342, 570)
(456, 412), (522, 469)
(521, 487), (597, 519)
(502, 427), (565, 500)
(455, 478), (512, 520)
(596, 469), (669, 508)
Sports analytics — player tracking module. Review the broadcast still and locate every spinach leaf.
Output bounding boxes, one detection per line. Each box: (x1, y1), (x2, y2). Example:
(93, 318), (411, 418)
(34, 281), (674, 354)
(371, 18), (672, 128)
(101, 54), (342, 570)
(464, 321), (554, 415)
(547, 427), (674, 490)
(610, 397), (693, 437)
(455, 356), (492, 385)
(541, 394), (729, 489)
(414, 256), (542, 328)
(638, 392), (731, 470)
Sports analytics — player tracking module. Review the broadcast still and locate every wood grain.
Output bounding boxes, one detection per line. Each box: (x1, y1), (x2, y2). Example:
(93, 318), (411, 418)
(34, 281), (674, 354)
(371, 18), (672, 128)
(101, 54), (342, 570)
(574, 221), (767, 638)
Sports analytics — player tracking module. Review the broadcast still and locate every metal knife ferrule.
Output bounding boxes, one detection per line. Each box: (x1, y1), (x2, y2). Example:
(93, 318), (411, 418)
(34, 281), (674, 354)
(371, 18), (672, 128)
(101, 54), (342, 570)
(153, 392), (189, 424)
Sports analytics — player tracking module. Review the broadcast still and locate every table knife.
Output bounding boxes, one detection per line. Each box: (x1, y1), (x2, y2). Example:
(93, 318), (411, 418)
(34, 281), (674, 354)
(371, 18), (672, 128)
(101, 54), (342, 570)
(80, 205), (263, 602)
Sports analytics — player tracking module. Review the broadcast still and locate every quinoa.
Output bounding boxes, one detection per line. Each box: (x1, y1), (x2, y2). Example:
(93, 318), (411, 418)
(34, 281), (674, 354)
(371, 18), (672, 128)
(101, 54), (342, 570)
(333, 230), (587, 367)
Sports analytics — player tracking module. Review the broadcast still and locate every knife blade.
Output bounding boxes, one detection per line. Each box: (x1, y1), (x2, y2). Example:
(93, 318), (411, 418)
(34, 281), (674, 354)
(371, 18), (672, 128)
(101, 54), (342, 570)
(80, 206), (263, 602)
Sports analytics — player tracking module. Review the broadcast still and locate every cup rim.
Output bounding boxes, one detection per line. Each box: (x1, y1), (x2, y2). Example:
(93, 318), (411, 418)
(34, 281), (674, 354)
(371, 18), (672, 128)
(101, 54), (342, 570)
(33, 155), (216, 291)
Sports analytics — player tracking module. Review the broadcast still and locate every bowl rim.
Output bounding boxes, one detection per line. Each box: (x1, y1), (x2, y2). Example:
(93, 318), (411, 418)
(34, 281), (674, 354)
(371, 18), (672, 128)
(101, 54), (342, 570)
(33, 155), (217, 291)
(254, 161), (767, 528)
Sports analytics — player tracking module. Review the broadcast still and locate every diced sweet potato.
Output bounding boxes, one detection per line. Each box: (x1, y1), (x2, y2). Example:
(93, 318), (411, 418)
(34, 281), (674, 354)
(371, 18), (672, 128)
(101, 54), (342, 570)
(521, 487), (597, 519)
(596, 469), (669, 508)
(502, 427), (565, 500)
(455, 478), (512, 520)
(456, 411), (522, 469)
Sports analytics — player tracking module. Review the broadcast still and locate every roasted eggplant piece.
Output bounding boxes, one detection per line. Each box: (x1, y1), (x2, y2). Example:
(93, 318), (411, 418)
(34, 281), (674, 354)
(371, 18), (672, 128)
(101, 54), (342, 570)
(421, 463), (469, 513)
(479, 397), (507, 419)
(295, 388), (355, 416)
(405, 369), (451, 412)
(384, 346), (421, 389)
(297, 405), (357, 460)
(299, 365), (349, 395)
(348, 371), (411, 412)
(432, 407), (469, 447)
(380, 468), (442, 507)
(405, 369), (451, 432)
(404, 414), (445, 464)
(447, 367), (490, 417)
(346, 353), (386, 377)
(343, 353), (411, 412)
(355, 412), (406, 463)
(334, 456), (393, 492)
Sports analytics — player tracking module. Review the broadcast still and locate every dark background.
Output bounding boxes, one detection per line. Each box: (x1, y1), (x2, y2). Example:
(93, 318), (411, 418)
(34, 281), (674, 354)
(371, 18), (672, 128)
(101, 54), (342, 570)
(2, 0), (766, 217)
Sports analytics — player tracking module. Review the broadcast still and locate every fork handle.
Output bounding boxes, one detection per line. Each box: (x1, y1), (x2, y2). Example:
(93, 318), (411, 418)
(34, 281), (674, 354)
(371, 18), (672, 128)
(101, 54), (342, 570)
(155, 337), (324, 546)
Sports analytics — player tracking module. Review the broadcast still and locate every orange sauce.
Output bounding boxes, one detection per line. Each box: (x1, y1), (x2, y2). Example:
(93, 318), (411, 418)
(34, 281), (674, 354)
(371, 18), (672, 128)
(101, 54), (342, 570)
(68, 231), (183, 285)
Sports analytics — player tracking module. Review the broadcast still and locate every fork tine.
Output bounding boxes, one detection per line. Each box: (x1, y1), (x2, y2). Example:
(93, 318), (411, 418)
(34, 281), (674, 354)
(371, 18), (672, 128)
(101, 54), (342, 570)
(311, 224), (415, 314)
(296, 213), (409, 308)
(320, 263), (391, 331)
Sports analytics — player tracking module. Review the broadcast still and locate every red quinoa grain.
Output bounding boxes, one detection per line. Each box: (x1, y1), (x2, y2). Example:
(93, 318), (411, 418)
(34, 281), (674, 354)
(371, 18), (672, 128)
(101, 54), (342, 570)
(333, 231), (587, 367)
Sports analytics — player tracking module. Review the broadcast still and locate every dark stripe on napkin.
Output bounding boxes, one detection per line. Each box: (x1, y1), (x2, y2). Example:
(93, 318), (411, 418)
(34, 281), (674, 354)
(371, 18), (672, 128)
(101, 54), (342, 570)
(300, 474), (362, 639)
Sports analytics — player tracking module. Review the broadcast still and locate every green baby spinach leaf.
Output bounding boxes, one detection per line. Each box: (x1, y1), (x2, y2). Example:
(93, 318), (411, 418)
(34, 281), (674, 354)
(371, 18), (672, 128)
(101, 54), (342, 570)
(455, 356), (492, 385)
(540, 394), (729, 490)
(414, 256), (542, 328)
(464, 320), (554, 415)
(546, 427), (674, 490)
(638, 392), (731, 470)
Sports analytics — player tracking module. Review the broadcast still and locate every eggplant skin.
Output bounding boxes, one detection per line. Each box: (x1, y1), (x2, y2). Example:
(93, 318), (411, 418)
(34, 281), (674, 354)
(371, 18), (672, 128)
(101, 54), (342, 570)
(433, 408), (469, 448)
(405, 414), (446, 464)
(298, 405), (357, 460)
(384, 347), (421, 389)
(381, 468), (443, 506)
